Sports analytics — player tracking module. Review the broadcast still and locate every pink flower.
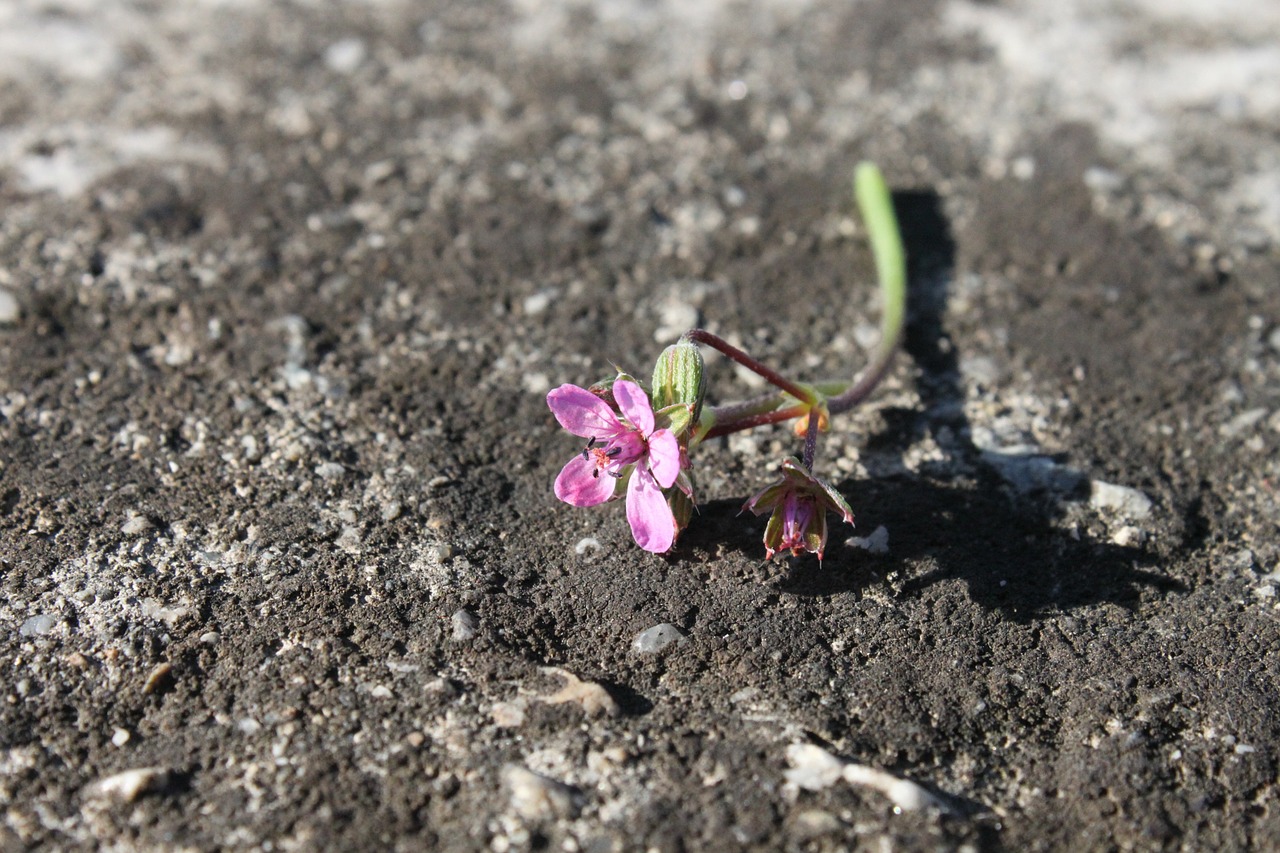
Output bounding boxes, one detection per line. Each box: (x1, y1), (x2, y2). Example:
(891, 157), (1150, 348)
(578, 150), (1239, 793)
(547, 380), (682, 553)
(743, 458), (855, 560)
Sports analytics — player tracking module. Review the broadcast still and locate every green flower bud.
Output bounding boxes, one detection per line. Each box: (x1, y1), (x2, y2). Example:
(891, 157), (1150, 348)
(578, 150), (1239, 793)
(651, 339), (705, 425)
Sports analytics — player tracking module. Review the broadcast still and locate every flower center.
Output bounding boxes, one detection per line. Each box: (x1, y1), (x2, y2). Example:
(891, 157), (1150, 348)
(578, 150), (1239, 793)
(582, 433), (645, 478)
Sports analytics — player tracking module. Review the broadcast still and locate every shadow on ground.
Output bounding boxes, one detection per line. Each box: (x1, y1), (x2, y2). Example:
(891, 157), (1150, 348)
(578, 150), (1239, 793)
(679, 189), (1180, 618)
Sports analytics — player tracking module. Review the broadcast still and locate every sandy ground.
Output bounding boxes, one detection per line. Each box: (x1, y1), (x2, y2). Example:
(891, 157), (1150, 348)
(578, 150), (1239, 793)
(2, 0), (1280, 850)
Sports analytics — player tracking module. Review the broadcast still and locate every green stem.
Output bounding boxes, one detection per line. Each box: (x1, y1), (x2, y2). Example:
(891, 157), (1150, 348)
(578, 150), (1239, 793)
(687, 163), (905, 443)
(828, 162), (906, 415)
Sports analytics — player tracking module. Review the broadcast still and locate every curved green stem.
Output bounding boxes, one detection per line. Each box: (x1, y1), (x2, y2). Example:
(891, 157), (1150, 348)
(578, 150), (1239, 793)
(828, 162), (906, 414)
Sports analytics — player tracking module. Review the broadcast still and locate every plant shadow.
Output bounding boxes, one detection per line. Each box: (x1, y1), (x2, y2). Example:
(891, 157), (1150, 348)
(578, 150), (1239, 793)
(678, 188), (1183, 621)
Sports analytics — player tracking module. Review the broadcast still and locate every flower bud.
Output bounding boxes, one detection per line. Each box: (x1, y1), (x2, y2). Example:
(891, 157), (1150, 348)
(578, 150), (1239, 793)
(651, 339), (706, 425)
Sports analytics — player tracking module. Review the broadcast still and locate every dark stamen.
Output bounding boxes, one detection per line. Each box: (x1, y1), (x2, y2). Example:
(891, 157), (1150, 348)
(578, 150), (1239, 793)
(609, 470), (623, 478)
(604, 447), (622, 458)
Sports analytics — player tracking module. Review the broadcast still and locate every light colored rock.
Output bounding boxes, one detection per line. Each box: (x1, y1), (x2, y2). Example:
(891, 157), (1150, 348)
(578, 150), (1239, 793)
(502, 764), (580, 820)
(120, 512), (154, 536)
(631, 622), (686, 654)
(783, 743), (953, 814)
(452, 609), (478, 642)
(783, 743), (846, 791)
(323, 38), (366, 74)
(0, 287), (18, 324)
(86, 767), (171, 802)
(538, 667), (620, 717)
(19, 614), (57, 637)
(1090, 481), (1153, 520)
(1219, 407), (1269, 438)
(848, 525), (889, 554)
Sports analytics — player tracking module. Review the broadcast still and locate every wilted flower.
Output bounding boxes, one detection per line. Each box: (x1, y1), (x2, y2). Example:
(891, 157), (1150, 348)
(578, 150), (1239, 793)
(743, 457), (855, 560)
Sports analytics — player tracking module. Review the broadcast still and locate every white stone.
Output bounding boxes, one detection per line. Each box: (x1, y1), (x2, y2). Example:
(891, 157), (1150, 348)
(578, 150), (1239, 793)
(19, 614), (57, 637)
(848, 525), (889, 554)
(324, 38), (366, 74)
(1219, 407), (1269, 438)
(631, 622), (685, 654)
(0, 288), (18, 324)
(1090, 481), (1153, 520)
(87, 767), (170, 802)
(452, 609), (478, 642)
(784, 743), (952, 814)
(502, 765), (579, 820)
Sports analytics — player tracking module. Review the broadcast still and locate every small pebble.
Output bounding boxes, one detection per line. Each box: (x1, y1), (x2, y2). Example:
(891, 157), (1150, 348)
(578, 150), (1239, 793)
(1112, 525), (1146, 547)
(631, 623), (686, 654)
(1090, 481), (1153, 520)
(315, 461), (346, 480)
(848, 525), (889, 554)
(19, 614), (57, 637)
(0, 287), (18, 324)
(1219, 408), (1269, 438)
(111, 728), (131, 747)
(87, 767), (172, 802)
(121, 513), (154, 536)
(452, 609), (478, 642)
(324, 38), (366, 74)
(142, 662), (173, 695)
(523, 291), (553, 315)
(502, 764), (580, 820)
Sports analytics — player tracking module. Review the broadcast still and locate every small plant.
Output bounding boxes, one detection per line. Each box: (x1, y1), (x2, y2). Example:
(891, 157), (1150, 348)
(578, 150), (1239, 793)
(547, 163), (906, 560)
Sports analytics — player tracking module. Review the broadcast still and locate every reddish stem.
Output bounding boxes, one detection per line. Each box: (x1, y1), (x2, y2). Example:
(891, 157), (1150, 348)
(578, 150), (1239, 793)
(684, 329), (816, 404)
(702, 403), (809, 439)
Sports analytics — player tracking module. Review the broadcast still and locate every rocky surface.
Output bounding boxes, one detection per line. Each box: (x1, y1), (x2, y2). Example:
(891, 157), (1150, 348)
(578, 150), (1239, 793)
(2, 0), (1279, 850)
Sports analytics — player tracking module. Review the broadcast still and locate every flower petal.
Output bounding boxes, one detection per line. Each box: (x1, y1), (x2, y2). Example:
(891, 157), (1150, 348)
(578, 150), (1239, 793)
(547, 384), (624, 439)
(613, 380), (655, 436)
(626, 467), (675, 553)
(646, 428), (681, 488)
(554, 454), (617, 507)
